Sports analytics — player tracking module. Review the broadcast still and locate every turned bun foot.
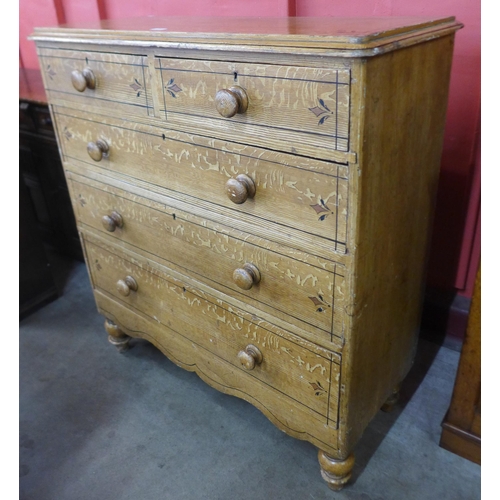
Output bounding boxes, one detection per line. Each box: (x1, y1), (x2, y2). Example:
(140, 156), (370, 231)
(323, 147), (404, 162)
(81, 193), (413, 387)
(104, 319), (131, 353)
(381, 383), (401, 412)
(318, 450), (355, 491)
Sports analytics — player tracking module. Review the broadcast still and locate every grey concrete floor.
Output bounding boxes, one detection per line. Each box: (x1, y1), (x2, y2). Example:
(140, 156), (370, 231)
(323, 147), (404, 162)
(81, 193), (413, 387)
(20, 253), (481, 500)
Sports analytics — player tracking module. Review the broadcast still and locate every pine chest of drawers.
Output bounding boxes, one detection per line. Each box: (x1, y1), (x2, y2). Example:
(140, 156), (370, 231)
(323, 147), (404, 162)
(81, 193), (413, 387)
(32, 16), (462, 490)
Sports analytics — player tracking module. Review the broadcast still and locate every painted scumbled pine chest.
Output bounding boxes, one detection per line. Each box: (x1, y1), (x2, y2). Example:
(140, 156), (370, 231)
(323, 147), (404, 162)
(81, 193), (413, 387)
(32, 16), (462, 490)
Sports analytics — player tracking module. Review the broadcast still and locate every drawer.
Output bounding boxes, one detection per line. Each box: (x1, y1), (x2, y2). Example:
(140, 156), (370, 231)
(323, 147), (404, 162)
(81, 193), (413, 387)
(154, 58), (351, 156)
(84, 236), (341, 423)
(55, 109), (349, 252)
(71, 178), (346, 339)
(38, 47), (154, 118)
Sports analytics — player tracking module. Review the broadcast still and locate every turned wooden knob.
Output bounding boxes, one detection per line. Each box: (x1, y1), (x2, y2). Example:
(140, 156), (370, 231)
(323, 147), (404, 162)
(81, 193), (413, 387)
(71, 68), (96, 92)
(226, 174), (256, 204)
(116, 276), (138, 297)
(233, 263), (260, 290)
(87, 139), (109, 162)
(215, 86), (248, 118)
(101, 211), (123, 232)
(237, 345), (263, 370)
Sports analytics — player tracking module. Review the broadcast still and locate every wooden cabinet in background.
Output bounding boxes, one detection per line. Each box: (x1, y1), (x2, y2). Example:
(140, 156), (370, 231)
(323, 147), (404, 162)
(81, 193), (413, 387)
(440, 264), (481, 464)
(19, 68), (83, 261)
(19, 168), (58, 319)
(32, 17), (462, 490)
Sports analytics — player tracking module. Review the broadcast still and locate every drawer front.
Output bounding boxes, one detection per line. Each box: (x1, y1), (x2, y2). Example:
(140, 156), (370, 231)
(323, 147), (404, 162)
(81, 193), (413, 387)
(38, 47), (154, 118)
(154, 58), (351, 154)
(84, 237), (340, 422)
(55, 109), (349, 251)
(71, 179), (346, 338)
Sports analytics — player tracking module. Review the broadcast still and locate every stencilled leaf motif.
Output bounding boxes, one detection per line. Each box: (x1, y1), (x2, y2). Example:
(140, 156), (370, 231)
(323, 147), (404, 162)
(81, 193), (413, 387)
(78, 194), (86, 207)
(46, 65), (56, 80)
(310, 381), (327, 396)
(310, 203), (330, 214)
(318, 98), (330, 112)
(308, 297), (323, 307)
(308, 98), (334, 125)
(310, 198), (334, 221)
(130, 79), (143, 97)
(308, 106), (325, 118)
(309, 295), (331, 313)
(63, 127), (72, 140)
(166, 78), (182, 98)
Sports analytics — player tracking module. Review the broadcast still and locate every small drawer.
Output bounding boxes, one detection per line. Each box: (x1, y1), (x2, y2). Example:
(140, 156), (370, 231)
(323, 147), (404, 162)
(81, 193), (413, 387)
(38, 47), (154, 119)
(71, 179), (347, 339)
(56, 109), (349, 253)
(84, 236), (340, 423)
(154, 57), (351, 159)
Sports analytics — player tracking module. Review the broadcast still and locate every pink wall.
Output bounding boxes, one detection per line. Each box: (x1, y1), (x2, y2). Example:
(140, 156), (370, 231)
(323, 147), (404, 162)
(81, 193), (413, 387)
(19, 0), (481, 298)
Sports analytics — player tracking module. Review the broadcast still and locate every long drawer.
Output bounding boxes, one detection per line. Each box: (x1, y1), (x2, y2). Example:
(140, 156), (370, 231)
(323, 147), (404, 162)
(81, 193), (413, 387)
(83, 235), (341, 424)
(38, 47), (154, 119)
(95, 290), (340, 452)
(54, 107), (349, 252)
(71, 178), (347, 339)
(153, 57), (351, 155)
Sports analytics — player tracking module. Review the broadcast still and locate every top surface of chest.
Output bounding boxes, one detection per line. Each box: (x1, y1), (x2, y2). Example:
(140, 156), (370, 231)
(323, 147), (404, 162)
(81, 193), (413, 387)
(32, 16), (460, 51)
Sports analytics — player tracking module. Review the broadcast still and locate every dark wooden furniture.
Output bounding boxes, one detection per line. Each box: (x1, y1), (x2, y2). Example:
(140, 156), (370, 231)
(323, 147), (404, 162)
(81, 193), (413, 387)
(19, 68), (83, 261)
(440, 264), (481, 464)
(20, 167), (58, 319)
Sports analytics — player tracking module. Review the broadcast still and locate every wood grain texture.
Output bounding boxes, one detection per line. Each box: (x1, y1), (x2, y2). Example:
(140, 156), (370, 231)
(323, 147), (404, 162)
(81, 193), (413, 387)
(337, 35), (457, 455)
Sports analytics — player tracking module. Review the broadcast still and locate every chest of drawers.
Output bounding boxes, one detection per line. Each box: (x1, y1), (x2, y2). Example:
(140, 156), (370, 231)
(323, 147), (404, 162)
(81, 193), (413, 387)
(32, 16), (462, 490)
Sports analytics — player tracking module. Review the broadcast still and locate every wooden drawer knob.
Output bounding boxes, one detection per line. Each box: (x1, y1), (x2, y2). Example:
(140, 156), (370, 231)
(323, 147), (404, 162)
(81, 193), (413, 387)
(102, 211), (123, 232)
(237, 345), (263, 371)
(215, 86), (248, 118)
(226, 174), (256, 204)
(233, 263), (260, 290)
(71, 68), (96, 92)
(87, 139), (109, 162)
(116, 276), (138, 297)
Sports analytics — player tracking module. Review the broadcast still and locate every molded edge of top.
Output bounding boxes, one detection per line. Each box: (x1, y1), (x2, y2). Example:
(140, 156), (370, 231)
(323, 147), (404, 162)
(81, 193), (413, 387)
(30, 16), (463, 55)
